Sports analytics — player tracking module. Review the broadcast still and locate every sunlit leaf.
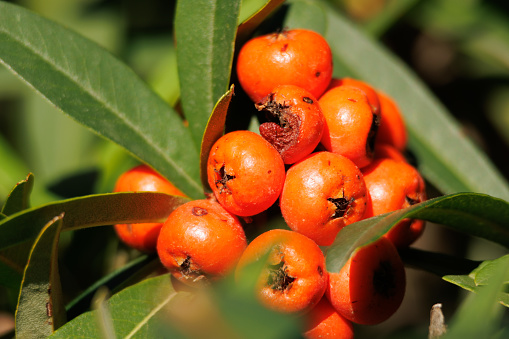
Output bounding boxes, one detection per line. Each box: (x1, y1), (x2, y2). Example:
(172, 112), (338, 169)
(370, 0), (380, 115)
(15, 214), (66, 338)
(0, 2), (203, 199)
(176, 0), (241, 149)
(0, 192), (190, 251)
(200, 85), (235, 193)
(326, 193), (509, 273)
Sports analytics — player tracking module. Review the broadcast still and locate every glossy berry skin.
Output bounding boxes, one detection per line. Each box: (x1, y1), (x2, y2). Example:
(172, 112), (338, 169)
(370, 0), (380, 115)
(157, 199), (247, 286)
(376, 91), (407, 151)
(302, 297), (354, 339)
(319, 86), (381, 168)
(280, 152), (368, 246)
(362, 158), (427, 248)
(326, 237), (406, 325)
(235, 229), (328, 314)
(113, 164), (186, 252)
(236, 29), (333, 103)
(374, 143), (407, 163)
(207, 130), (286, 216)
(256, 85), (325, 164)
(326, 77), (381, 115)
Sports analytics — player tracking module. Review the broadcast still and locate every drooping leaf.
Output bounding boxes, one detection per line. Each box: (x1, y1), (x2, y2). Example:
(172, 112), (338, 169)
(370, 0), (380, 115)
(326, 193), (509, 273)
(200, 85), (235, 193)
(1, 173), (34, 216)
(0, 2), (203, 199)
(49, 274), (181, 338)
(15, 214), (66, 338)
(0, 241), (33, 289)
(0, 192), (190, 251)
(315, 0), (509, 200)
(176, 0), (241, 149)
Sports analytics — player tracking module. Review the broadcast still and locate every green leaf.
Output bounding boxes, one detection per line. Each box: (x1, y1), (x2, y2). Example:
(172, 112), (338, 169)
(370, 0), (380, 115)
(284, 0), (327, 35)
(0, 2), (203, 199)
(15, 214), (66, 338)
(237, 0), (286, 44)
(444, 255), (509, 338)
(1, 173), (34, 216)
(326, 193), (509, 273)
(176, 0), (241, 149)
(49, 274), (180, 338)
(0, 192), (190, 251)
(318, 0), (509, 200)
(200, 85), (235, 193)
(0, 241), (33, 289)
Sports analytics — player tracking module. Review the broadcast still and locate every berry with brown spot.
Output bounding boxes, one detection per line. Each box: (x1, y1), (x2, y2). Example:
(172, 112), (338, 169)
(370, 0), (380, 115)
(236, 29), (333, 103)
(207, 130), (286, 216)
(235, 229), (328, 314)
(157, 199), (247, 286)
(280, 151), (368, 246)
(256, 84), (325, 164)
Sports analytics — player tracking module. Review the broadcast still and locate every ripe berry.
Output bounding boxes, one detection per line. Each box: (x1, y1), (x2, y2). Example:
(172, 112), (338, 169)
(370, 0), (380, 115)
(256, 85), (324, 164)
(280, 151), (368, 246)
(302, 297), (354, 339)
(157, 199), (247, 286)
(326, 237), (406, 325)
(235, 229), (328, 314)
(376, 91), (407, 151)
(207, 130), (285, 216)
(319, 86), (381, 168)
(236, 29), (333, 103)
(362, 158), (427, 248)
(113, 164), (186, 252)
(326, 77), (381, 115)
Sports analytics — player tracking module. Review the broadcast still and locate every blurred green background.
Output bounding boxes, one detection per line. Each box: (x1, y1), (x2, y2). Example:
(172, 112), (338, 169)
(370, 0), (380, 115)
(0, 0), (508, 337)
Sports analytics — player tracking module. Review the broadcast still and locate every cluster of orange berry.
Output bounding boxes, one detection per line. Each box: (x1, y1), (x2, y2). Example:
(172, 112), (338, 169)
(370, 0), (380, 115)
(112, 28), (427, 338)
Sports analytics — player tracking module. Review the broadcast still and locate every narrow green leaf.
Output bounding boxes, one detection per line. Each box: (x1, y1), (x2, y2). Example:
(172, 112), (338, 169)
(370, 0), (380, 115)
(444, 256), (509, 338)
(0, 2), (203, 199)
(0, 241), (33, 289)
(326, 193), (509, 273)
(1, 173), (34, 216)
(49, 274), (180, 338)
(200, 85), (235, 193)
(284, 0), (327, 35)
(176, 0), (241, 149)
(15, 214), (66, 338)
(0, 192), (190, 251)
(318, 0), (509, 200)
(237, 0), (286, 44)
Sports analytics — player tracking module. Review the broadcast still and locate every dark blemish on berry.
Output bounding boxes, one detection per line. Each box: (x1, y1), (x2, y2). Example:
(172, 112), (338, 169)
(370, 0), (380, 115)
(348, 98), (357, 102)
(328, 196), (354, 219)
(268, 170), (272, 174)
(192, 207), (208, 216)
(328, 161), (331, 166)
(315, 71), (321, 77)
(303, 97), (313, 104)
(215, 164), (235, 194)
(267, 259), (296, 292)
(318, 265), (323, 276)
(281, 43), (288, 52)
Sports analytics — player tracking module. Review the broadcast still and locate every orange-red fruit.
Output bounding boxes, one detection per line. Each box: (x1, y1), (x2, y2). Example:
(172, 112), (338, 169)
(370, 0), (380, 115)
(376, 91), (407, 151)
(256, 85), (325, 164)
(207, 130), (286, 216)
(235, 229), (328, 314)
(374, 143), (407, 163)
(236, 29), (333, 103)
(319, 86), (381, 168)
(113, 164), (186, 252)
(280, 151), (368, 246)
(362, 158), (427, 248)
(157, 199), (247, 286)
(327, 77), (381, 115)
(326, 237), (406, 325)
(302, 297), (354, 339)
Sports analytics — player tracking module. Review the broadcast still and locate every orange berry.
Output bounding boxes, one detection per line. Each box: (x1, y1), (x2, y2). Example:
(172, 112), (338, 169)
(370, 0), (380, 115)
(207, 130), (285, 216)
(326, 237), (406, 325)
(236, 29), (333, 103)
(362, 158), (427, 248)
(374, 143), (407, 163)
(302, 297), (354, 339)
(256, 85), (325, 164)
(157, 199), (247, 286)
(280, 152), (368, 246)
(113, 164), (186, 252)
(235, 229), (328, 314)
(319, 86), (381, 168)
(376, 91), (407, 151)
(326, 77), (381, 115)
